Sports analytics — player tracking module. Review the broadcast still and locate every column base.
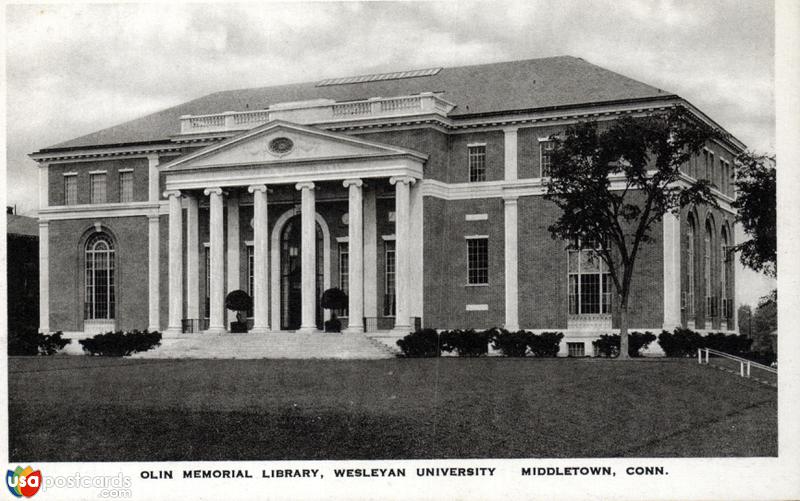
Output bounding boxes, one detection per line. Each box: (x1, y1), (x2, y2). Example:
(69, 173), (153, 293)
(297, 326), (318, 334)
(164, 327), (183, 338)
(391, 325), (412, 336)
(206, 326), (226, 335)
(504, 324), (520, 332)
(249, 326), (271, 334)
(344, 326), (364, 335)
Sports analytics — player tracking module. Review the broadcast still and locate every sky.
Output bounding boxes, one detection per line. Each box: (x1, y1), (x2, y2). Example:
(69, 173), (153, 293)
(4, 0), (776, 306)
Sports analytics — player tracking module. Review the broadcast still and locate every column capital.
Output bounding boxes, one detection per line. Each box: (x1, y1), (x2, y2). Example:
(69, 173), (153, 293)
(502, 195), (519, 203)
(163, 190), (182, 199)
(203, 187), (224, 197)
(502, 126), (519, 134)
(295, 181), (315, 191)
(389, 175), (417, 186)
(343, 178), (363, 189)
(247, 184), (268, 194)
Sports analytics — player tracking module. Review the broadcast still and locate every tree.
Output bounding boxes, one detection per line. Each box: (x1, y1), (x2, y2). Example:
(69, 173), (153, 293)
(737, 304), (753, 338)
(225, 290), (252, 331)
(544, 107), (721, 359)
(731, 152), (776, 277)
(320, 288), (348, 332)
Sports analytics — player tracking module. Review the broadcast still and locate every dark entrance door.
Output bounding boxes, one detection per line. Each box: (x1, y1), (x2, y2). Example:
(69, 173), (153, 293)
(280, 215), (324, 330)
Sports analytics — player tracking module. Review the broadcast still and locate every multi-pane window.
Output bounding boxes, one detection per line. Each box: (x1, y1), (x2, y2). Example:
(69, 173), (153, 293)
(384, 241), (396, 316)
(704, 222), (714, 318)
(721, 160), (730, 195)
(685, 217), (696, 317)
(204, 246), (210, 318)
(119, 170), (134, 203)
(90, 172), (107, 204)
(568, 238), (611, 315)
(540, 141), (554, 177)
(85, 233), (115, 320)
(709, 152), (715, 186)
(567, 342), (585, 357)
(702, 150), (710, 181)
(247, 245), (254, 318)
(720, 228), (729, 320)
(64, 175), (77, 205)
(468, 145), (486, 182)
(338, 242), (349, 317)
(467, 237), (489, 285)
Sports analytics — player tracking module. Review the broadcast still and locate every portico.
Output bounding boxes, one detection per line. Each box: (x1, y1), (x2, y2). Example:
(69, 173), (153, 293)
(158, 121), (426, 336)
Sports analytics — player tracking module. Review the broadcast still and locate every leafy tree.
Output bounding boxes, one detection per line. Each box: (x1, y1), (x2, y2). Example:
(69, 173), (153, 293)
(737, 304), (753, 337)
(731, 153), (776, 277)
(544, 107), (721, 359)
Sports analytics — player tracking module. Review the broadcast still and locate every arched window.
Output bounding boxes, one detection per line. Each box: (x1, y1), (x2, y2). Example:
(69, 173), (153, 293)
(85, 233), (115, 320)
(720, 227), (730, 321)
(704, 221), (713, 318)
(685, 215), (695, 317)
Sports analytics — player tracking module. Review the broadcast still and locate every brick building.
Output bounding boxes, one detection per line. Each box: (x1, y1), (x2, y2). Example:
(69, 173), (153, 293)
(30, 56), (741, 355)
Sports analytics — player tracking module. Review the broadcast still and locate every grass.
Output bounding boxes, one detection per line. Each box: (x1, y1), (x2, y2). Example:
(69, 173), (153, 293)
(8, 356), (776, 461)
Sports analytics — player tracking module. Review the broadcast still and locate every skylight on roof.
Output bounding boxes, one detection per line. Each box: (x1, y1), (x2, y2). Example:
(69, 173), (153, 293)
(317, 67), (442, 87)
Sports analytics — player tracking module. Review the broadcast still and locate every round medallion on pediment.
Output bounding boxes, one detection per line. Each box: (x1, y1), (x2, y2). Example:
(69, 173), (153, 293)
(268, 137), (294, 155)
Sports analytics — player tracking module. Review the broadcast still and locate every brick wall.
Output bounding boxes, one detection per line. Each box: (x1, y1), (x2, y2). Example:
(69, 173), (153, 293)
(48, 216), (150, 332)
(48, 158), (148, 206)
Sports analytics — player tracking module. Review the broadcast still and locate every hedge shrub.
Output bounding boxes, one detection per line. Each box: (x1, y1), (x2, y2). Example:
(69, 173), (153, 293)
(491, 329), (534, 357)
(529, 332), (564, 357)
(703, 332), (753, 355)
(593, 331), (657, 358)
(79, 330), (162, 357)
(396, 328), (440, 357)
(439, 329), (491, 357)
(8, 329), (71, 356)
(657, 328), (705, 357)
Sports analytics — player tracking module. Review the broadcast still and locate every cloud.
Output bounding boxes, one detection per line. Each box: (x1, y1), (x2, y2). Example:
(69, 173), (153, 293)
(5, 0), (775, 216)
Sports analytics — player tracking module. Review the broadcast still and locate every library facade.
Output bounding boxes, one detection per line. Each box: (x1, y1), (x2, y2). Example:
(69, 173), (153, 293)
(31, 57), (741, 354)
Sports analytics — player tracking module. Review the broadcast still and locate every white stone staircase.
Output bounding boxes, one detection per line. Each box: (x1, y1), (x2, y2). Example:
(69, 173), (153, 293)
(130, 331), (399, 359)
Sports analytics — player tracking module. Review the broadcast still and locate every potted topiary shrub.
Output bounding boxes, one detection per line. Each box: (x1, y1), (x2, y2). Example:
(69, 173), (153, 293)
(320, 287), (348, 332)
(225, 290), (253, 333)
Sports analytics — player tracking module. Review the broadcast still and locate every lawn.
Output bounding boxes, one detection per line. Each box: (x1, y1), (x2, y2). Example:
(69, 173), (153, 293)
(8, 357), (776, 461)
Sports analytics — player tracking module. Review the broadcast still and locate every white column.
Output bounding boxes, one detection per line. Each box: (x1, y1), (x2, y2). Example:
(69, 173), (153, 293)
(147, 215), (160, 331)
(409, 180), (424, 324)
(390, 176), (415, 332)
(185, 195), (200, 322)
(205, 187), (226, 334)
(503, 127), (518, 181)
(296, 182), (317, 332)
(38, 162), (49, 333)
(504, 196), (519, 331)
(662, 211), (682, 330)
(148, 154), (160, 202)
(165, 190), (183, 335)
(344, 179), (364, 333)
(38, 221), (49, 333)
(363, 188), (378, 322)
(227, 193), (240, 292)
(249, 185), (270, 333)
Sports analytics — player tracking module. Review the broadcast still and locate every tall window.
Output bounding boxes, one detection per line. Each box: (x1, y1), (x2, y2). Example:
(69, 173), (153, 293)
(704, 222), (714, 318)
(568, 238), (611, 315)
(64, 175), (77, 205)
(720, 227), (730, 320)
(338, 242), (349, 317)
(204, 246), (210, 318)
(119, 170), (134, 203)
(467, 237), (489, 285)
(90, 173), (107, 204)
(703, 150), (710, 181)
(247, 245), (254, 318)
(384, 241), (396, 316)
(468, 145), (486, 182)
(709, 152), (715, 186)
(685, 216), (696, 317)
(540, 141), (554, 177)
(85, 233), (115, 320)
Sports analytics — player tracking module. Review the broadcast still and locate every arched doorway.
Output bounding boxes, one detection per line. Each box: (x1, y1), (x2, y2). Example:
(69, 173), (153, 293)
(280, 215), (324, 330)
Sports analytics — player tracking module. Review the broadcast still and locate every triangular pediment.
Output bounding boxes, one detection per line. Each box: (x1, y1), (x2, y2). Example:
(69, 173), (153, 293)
(163, 121), (426, 170)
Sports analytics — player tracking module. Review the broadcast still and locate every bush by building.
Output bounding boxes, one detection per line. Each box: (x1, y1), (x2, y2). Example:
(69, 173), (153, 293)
(439, 329), (492, 357)
(491, 329), (535, 357)
(8, 328), (71, 356)
(593, 332), (657, 358)
(397, 328), (565, 358)
(396, 328), (440, 357)
(79, 330), (162, 357)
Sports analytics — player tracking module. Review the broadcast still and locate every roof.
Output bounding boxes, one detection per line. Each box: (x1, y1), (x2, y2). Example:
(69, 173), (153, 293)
(42, 56), (673, 152)
(7, 214), (38, 237)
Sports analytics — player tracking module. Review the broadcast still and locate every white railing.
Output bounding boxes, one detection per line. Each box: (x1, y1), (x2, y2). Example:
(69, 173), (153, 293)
(698, 347), (777, 381)
(178, 92), (456, 134)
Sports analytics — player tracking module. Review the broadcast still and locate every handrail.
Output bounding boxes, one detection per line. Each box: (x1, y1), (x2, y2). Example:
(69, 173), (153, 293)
(697, 347), (777, 379)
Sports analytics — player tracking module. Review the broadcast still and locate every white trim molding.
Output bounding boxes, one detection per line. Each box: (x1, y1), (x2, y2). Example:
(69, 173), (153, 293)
(466, 304), (489, 311)
(465, 213), (488, 221)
